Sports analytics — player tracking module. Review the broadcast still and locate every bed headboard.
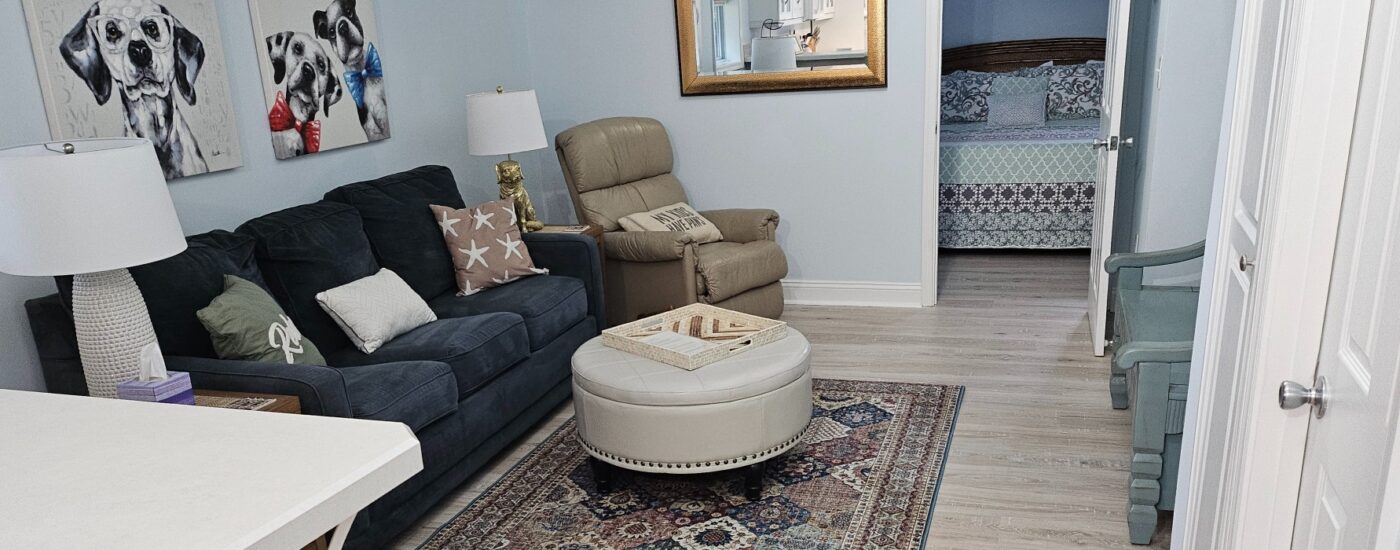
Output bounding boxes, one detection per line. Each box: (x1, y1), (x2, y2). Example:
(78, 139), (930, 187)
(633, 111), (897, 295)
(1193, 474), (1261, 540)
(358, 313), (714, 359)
(942, 38), (1107, 74)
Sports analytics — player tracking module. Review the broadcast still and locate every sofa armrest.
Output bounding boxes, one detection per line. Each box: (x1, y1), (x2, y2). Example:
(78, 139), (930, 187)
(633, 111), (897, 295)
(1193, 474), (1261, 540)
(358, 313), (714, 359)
(164, 356), (354, 418)
(25, 294), (84, 395)
(604, 231), (696, 262)
(523, 232), (606, 333)
(700, 209), (779, 243)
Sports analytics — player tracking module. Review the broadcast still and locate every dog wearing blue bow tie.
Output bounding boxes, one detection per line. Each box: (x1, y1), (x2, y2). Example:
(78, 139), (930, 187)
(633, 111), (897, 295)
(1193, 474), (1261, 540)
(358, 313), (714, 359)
(314, 0), (389, 141)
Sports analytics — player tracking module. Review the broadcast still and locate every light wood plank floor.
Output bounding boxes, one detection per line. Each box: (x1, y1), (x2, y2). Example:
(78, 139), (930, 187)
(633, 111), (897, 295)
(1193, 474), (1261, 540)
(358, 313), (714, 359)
(394, 251), (1172, 549)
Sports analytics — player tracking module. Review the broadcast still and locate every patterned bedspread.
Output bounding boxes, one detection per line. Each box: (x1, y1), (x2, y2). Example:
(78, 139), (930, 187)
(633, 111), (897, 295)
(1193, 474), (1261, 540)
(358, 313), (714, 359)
(939, 118), (1101, 249)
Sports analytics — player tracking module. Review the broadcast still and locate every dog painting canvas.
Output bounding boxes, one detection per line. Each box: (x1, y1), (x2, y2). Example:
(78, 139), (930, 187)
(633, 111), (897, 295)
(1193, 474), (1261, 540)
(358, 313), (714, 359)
(249, 0), (391, 160)
(22, 0), (242, 179)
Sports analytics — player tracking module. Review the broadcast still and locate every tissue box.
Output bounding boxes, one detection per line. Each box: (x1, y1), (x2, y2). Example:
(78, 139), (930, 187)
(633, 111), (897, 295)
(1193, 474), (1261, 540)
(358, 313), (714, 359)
(117, 372), (195, 405)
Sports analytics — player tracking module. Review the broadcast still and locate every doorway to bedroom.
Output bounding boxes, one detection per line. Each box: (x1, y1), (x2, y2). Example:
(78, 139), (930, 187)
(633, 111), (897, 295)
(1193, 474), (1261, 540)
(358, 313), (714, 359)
(933, 0), (1111, 322)
(929, 0), (1236, 355)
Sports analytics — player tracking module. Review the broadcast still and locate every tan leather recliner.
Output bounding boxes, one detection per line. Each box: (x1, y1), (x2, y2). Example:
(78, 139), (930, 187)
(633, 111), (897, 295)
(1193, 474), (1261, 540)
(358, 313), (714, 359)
(555, 117), (787, 326)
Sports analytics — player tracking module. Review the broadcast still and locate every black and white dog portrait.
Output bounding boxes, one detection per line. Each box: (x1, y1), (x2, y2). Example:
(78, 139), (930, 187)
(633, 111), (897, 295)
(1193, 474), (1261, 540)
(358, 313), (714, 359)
(23, 0), (243, 179)
(250, 0), (390, 160)
(315, 0), (389, 141)
(265, 31), (342, 159)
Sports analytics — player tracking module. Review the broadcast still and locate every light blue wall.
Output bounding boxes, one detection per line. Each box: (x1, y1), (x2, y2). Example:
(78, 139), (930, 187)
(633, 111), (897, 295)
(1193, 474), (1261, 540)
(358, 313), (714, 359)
(1130, 0), (1238, 283)
(0, 0), (547, 391)
(2, 0), (933, 391)
(521, 0), (931, 284)
(943, 0), (1109, 48)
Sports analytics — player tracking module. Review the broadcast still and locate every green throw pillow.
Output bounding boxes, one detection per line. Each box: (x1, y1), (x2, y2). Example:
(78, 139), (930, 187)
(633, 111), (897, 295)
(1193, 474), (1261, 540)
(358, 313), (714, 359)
(197, 275), (326, 366)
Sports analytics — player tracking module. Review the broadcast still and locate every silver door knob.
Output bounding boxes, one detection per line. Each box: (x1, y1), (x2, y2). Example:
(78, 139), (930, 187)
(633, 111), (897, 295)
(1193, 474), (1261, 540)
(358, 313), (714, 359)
(1279, 377), (1327, 419)
(1239, 256), (1255, 271)
(1122, 137), (1136, 148)
(1092, 138), (1110, 149)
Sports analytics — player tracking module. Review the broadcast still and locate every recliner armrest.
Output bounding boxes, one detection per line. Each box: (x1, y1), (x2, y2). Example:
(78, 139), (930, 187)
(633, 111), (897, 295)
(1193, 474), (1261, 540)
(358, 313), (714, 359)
(604, 231), (696, 262)
(700, 209), (780, 243)
(165, 356), (354, 418)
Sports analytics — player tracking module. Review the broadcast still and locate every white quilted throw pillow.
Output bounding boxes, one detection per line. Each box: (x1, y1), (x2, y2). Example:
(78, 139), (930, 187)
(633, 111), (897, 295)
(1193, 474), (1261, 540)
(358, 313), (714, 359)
(316, 268), (438, 354)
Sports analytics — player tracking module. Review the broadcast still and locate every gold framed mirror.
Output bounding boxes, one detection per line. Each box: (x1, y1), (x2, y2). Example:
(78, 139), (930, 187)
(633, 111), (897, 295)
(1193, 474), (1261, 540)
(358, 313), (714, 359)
(675, 0), (886, 96)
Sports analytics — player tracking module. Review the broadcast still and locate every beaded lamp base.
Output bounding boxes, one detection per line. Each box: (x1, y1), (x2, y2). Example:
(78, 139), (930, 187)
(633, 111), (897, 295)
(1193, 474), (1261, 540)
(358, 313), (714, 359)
(71, 269), (158, 398)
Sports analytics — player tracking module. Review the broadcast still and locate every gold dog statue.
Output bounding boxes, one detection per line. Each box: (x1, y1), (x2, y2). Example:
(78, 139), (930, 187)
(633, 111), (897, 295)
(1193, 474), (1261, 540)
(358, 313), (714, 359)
(496, 159), (544, 232)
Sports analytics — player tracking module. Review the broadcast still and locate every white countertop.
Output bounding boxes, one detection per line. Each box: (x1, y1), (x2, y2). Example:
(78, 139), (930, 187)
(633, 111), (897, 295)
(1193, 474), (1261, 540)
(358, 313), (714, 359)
(0, 390), (422, 549)
(796, 49), (868, 61)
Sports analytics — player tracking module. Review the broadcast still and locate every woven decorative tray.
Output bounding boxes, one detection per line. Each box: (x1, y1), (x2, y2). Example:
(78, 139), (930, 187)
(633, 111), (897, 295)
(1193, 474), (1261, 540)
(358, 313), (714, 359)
(602, 303), (788, 370)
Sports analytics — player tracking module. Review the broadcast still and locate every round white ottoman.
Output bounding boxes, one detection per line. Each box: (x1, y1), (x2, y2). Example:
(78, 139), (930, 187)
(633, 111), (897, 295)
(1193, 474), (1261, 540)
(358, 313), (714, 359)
(570, 329), (812, 498)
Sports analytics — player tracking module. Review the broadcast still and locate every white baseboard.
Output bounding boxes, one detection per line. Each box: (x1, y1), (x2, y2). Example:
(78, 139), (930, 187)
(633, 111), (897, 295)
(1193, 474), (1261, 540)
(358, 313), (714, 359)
(781, 279), (924, 308)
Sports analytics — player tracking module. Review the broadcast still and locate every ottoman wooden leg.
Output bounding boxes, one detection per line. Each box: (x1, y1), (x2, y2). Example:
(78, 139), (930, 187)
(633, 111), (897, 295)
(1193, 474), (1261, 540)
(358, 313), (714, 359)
(590, 457), (614, 493)
(744, 461), (766, 501)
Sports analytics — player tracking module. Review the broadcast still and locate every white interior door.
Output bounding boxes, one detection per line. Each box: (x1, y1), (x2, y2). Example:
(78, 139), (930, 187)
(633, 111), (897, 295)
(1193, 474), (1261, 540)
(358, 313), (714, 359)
(1292, 0), (1400, 545)
(1088, 0), (1133, 356)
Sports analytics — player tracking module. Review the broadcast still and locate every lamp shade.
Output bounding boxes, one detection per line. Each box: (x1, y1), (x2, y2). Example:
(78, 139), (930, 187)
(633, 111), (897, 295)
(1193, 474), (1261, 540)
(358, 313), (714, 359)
(465, 88), (548, 156)
(0, 138), (186, 276)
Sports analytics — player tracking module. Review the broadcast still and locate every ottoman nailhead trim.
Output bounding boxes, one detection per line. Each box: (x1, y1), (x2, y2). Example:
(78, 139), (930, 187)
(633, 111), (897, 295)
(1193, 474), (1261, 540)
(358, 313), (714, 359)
(576, 430), (806, 470)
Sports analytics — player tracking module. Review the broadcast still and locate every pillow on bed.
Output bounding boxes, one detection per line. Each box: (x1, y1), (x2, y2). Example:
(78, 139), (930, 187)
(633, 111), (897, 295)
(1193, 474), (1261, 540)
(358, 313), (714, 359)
(1012, 62), (1054, 79)
(1047, 63), (1105, 120)
(991, 75), (1049, 95)
(941, 70), (993, 123)
(987, 92), (1047, 128)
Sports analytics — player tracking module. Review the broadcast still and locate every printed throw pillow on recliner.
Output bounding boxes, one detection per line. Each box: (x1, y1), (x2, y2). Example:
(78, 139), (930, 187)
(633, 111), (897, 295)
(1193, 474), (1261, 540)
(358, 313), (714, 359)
(196, 275), (327, 365)
(618, 202), (724, 244)
(430, 199), (548, 297)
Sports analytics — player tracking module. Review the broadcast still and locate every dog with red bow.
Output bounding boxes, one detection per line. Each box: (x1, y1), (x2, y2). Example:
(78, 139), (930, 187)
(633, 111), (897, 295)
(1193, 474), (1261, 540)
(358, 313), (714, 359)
(264, 31), (341, 159)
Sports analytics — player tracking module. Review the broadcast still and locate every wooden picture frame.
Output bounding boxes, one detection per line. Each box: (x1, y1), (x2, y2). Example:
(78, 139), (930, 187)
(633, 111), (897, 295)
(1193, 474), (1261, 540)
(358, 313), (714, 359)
(674, 0), (887, 96)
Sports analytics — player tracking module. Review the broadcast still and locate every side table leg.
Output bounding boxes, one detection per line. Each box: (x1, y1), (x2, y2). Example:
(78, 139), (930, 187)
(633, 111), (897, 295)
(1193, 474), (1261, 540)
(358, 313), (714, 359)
(590, 456), (614, 493)
(744, 461), (766, 501)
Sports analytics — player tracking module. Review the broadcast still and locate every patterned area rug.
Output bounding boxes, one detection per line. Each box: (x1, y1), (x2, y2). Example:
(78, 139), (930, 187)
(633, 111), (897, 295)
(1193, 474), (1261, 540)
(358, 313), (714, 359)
(419, 379), (964, 549)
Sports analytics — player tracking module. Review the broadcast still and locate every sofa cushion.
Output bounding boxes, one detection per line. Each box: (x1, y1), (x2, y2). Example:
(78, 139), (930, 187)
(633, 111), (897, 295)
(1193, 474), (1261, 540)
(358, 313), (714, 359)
(339, 361), (457, 432)
(326, 314), (530, 400)
(324, 166), (466, 300)
(237, 202), (381, 353)
(695, 240), (789, 303)
(428, 276), (587, 351)
(57, 230), (267, 359)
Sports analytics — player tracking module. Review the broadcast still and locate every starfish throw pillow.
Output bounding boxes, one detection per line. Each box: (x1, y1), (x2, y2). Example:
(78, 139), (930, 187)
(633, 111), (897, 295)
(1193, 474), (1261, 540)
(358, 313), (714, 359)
(430, 199), (547, 296)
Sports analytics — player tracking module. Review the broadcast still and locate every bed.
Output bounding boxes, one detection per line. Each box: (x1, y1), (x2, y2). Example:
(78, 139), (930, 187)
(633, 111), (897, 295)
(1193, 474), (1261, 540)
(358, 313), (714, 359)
(938, 38), (1107, 249)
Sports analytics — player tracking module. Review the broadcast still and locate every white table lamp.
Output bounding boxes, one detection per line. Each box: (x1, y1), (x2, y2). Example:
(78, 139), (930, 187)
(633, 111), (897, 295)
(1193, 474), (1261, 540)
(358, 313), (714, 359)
(466, 87), (548, 231)
(0, 138), (186, 398)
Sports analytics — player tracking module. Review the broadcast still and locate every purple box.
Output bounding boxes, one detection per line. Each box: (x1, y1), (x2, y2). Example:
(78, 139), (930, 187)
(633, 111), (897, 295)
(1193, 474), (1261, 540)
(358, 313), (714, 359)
(117, 372), (194, 405)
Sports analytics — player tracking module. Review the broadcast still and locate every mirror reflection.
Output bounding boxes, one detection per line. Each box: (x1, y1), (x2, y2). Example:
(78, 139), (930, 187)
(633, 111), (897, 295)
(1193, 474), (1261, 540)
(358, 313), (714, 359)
(692, 0), (869, 76)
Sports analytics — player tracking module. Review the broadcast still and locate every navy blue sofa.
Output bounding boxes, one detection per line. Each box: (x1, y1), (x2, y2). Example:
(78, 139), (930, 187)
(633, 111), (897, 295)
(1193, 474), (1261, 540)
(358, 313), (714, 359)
(23, 165), (603, 549)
